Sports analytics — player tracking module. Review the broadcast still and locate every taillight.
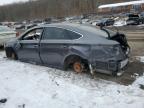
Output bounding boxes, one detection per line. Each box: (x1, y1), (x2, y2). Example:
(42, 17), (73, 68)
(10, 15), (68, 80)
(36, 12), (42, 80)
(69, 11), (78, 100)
(16, 32), (20, 37)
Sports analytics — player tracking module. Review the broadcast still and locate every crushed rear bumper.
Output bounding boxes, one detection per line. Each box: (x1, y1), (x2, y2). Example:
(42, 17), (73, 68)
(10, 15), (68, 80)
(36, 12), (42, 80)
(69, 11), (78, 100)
(89, 58), (129, 76)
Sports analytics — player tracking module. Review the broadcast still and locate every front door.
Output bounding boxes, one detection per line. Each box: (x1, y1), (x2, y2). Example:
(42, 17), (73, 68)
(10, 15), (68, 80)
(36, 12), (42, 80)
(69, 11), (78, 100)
(16, 28), (43, 63)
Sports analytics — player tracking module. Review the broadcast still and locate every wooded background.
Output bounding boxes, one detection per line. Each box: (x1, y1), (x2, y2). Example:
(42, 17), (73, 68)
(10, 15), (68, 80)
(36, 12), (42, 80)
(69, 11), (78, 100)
(0, 0), (133, 21)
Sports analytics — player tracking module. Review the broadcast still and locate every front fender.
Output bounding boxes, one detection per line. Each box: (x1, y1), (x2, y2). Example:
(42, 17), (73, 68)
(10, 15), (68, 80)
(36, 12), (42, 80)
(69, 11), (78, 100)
(5, 38), (19, 54)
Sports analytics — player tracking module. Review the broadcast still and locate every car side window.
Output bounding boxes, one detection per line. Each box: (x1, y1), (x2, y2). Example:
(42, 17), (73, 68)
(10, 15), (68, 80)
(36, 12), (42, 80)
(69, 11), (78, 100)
(64, 30), (82, 40)
(42, 27), (70, 40)
(22, 28), (43, 40)
(42, 27), (81, 40)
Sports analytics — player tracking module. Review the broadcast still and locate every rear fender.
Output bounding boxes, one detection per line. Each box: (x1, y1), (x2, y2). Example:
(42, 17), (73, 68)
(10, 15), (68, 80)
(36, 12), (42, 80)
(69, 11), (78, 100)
(62, 45), (91, 66)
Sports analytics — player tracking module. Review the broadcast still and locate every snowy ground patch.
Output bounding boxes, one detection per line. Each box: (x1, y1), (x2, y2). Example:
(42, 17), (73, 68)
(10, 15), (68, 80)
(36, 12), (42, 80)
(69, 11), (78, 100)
(0, 51), (144, 108)
(135, 56), (144, 63)
(113, 20), (126, 27)
(140, 56), (144, 63)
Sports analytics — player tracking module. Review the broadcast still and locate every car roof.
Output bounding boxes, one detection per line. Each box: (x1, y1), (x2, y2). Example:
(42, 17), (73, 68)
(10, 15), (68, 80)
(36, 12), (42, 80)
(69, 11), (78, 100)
(38, 23), (106, 36)
(37, 23), (118, 45)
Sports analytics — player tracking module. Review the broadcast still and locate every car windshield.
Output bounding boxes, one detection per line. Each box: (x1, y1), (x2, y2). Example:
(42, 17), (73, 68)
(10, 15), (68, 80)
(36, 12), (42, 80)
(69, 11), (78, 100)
(0, 26), (13, 32)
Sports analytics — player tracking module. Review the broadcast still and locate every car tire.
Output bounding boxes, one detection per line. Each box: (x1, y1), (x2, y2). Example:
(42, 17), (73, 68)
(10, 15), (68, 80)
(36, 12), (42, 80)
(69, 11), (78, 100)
(11, 52), (17, 60)
(6, 48), (17, 60)
(73, 60), (85, 73)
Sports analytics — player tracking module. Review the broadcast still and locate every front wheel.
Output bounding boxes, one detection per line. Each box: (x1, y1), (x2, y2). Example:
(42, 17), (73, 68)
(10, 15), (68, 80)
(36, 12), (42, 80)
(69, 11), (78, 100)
(6, 48), (17, 60)
(11, 52), (17, 60)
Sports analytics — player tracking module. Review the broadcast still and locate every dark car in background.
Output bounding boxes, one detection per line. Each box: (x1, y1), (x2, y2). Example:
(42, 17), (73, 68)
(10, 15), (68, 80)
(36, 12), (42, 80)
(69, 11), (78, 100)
(96, 18), (115, 26)
(25, 23), (37, 29)
(126, 13), (144, 25)
(5, 23), (130, 76)
(14, 22), (25, 29)
(140, 12), (144, 24)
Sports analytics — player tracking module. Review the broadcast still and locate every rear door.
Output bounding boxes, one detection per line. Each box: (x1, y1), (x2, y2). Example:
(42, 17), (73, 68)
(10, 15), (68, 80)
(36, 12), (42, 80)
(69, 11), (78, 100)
(39, 27), (73, 68)
(16, 28), (43, 63)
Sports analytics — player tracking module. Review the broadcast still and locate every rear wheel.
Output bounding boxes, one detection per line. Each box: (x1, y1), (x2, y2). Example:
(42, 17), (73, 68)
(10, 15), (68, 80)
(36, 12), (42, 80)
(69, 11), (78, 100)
(73, 61), (84, 73)
(64, 55), (89, 73)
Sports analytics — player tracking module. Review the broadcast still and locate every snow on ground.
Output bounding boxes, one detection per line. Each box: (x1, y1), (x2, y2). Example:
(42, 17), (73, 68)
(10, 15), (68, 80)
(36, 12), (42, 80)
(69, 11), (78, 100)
(140, 56), (144, 63)
(135, 56), (144, 63)
(0, 51), (144, 108)
(113, 20), (126, 27)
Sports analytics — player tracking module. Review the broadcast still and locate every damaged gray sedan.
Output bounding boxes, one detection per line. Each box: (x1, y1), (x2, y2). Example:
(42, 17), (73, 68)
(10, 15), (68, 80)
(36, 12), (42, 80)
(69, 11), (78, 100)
(5, 23), (130, 76)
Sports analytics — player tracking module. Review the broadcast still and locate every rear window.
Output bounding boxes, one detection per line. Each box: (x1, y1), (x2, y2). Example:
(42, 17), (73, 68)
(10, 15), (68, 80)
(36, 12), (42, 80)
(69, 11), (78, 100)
(77, 25), (117, 38)
(78, 25), (108, 37)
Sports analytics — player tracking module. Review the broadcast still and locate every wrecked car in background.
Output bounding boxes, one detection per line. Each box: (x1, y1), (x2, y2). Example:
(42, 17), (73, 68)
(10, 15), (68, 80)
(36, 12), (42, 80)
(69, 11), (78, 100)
(0, 26), (17, 46)
(96, 18), (115, 26)
(5, 23), (130, 76)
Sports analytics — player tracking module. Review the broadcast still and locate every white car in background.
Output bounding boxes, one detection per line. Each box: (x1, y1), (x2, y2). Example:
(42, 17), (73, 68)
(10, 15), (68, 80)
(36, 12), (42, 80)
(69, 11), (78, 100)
(113, 19), (127, 27)
(0, 26), (17, 46)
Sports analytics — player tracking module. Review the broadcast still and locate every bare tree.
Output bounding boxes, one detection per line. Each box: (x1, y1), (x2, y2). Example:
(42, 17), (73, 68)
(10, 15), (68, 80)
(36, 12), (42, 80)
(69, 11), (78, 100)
(0, 0), (135, 21)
